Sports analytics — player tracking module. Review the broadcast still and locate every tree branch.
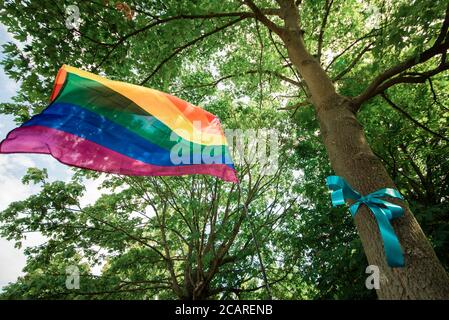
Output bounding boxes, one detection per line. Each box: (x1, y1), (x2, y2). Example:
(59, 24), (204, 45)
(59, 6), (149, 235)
(360, 61), (449, 108)
(243, 0), (285, 36)
(317, 0), (334, 61)
(278, 100), (310, 111)
(325, 29), (380, 71)
(93, 11), (265, 71)
(381, 92), (449, 142)
(435, 1), (449, 46)
(175, 69), (301, 92)
(268, 30), (305, 94)
(428, 77), (449, 112)
(224, 272), (290, 294)
(87, 0), (280, 20)
(354, 2), (449, 106)
(139, 17), (245, 85)
(332, 42), (373, 81)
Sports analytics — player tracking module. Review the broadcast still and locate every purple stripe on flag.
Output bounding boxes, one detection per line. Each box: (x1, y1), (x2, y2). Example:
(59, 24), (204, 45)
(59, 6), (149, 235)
(0, 126), (238, 182)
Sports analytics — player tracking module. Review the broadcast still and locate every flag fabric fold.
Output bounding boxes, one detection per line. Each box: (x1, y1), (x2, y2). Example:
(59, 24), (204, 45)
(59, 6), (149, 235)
(0, 65), (238, 182)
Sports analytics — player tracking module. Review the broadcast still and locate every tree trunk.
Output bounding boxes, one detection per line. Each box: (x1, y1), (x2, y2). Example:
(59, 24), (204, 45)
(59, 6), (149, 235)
(278, 5), (449, 298)
(315, 96), (449, 299)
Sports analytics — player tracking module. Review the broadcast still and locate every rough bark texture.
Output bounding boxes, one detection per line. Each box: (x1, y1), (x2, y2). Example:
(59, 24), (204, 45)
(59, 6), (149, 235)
(274, 0), (449, 299)
(316, 97), (449, 299)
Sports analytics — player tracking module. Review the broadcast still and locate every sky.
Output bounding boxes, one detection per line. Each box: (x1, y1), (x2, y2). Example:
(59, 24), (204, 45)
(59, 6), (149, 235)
(0, 23), (105, 290)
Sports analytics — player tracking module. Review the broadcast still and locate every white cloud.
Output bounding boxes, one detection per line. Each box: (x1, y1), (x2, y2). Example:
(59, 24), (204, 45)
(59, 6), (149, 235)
(0, 26), (21, 102)
(0, 151), (45, 291)
(0, 238), (26, 290)
(0, 21), (111, 291)
(79, 175), (106, 207)
(0, 23), (68, 292)
(0, 154), (39, 211)
(0, 23), (24, 50)
(0, 162), (107, 291)
(0, 118), (74, 291)
(0, 233), (46, 291)
(0, 71), (20, 99)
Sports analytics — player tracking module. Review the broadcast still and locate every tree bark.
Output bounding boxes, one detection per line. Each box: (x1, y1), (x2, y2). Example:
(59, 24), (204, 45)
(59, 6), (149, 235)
(315, 96), (449, 299)
(276, 0), (449, 299)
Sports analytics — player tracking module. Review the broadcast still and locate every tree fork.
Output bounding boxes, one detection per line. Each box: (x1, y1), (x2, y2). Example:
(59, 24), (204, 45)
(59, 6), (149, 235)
(272, 0), (449, 299)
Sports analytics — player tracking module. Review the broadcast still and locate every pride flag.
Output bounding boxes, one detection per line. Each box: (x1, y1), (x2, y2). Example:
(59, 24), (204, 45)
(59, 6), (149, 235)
(0, 65), (237, 182)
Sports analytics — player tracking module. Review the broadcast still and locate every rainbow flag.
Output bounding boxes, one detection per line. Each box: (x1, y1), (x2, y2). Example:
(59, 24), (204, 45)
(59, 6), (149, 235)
(0, 65), (237, 182)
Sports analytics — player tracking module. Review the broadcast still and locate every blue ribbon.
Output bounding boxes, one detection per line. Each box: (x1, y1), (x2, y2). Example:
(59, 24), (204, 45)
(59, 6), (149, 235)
(326, 175), (405, 268)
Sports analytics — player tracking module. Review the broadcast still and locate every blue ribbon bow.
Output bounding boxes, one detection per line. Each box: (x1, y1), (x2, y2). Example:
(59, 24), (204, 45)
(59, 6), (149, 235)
(326, 175), (405, 268)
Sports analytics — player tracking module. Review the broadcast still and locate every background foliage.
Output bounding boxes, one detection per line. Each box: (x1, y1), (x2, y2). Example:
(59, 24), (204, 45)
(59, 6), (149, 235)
(0, 0), (448, 299)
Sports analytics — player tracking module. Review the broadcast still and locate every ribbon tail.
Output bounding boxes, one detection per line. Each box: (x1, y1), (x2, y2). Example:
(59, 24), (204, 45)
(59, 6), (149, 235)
(331, 189), (346, 207)
(370, 206), (405, 268)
